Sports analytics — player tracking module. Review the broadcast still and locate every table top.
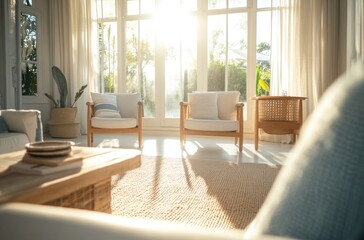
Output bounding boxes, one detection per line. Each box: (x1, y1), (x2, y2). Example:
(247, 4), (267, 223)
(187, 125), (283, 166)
(0, 146), (141, 204)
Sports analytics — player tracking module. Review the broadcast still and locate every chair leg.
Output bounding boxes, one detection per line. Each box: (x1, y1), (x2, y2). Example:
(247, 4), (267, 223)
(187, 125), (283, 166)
(292, 133), (296, 144)
(87, 132), (92, 147)
(180, 131), (184, 147)
(239, 136), (243, 152)
(138, 131), (143, 149)
(254, 128), (259, 151)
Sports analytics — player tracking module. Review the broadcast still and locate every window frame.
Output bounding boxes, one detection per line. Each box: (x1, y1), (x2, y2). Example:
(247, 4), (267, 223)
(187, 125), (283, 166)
(19, 1), (46, 104)
(96, 0), (272, 134)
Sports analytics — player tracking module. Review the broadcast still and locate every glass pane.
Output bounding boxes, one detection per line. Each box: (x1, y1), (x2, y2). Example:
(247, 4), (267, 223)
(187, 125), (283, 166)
(98, 22), (118, 93)
(183, 0), (197, 11)
(125, 20), (155, 117)
(127, 0), (139, 15)
(165, 16), (197, 118)
(20, 12), (37, 96)
(141, 0), (155, 14)
(23, 0), (32, 6)
(229, 0), (246, 8)
(208, 15), (226, 91)
(20, 13), (37, 61)
(21, 63), (37, 96)
(208, 0), (226, 10)
(125, 21), (138, 92)
(257, 0), (272, 8)
(95, 0), (116, 18)
(256, 11), (271, 96)
(228, 13), (247, 101)
(140, 20), (155, 117)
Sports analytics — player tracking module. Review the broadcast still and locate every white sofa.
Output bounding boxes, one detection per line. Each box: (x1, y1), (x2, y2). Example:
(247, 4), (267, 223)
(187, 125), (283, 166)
(0, 109), (43, 154)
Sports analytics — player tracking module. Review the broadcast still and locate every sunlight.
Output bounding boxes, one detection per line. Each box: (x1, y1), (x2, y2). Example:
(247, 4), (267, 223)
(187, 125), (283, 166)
(154, 2), (192, 46)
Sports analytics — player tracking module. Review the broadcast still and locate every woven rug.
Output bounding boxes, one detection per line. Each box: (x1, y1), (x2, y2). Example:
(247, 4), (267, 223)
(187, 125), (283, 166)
(111, 156), (281, 231)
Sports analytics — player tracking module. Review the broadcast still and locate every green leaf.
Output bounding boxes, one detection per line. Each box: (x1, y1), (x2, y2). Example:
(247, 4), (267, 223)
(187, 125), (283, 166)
(259, 79), (270, 91)
(71, 84), (88, 107)
(44, 93), (59, 108)
(51, 66), (68, 108)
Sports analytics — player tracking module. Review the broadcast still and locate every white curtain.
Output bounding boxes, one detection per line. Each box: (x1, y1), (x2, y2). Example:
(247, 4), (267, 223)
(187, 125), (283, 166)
(350, 0), (364, 65)
(49, 0), (99, 134)
(261, 0), (341, 143)
(271, 0), (340, 115)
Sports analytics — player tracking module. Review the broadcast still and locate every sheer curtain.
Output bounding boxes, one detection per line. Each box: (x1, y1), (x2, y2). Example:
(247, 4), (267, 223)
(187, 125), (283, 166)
(49, 0), (99, 134)
(261, 0), (341, 143)
(271, 0), (340, 115)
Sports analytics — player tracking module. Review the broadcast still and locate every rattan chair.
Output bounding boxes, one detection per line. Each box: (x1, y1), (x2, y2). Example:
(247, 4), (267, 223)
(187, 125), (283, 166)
(253, 96), (307, 150)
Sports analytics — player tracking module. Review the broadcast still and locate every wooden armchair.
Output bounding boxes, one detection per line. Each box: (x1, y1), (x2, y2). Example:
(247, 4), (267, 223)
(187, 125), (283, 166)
(253, 96), (307, 150)
(87, 93), (143, 148)
(180, 91), (244, 152)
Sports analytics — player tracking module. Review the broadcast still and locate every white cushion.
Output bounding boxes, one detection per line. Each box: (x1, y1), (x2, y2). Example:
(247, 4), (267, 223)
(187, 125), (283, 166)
(217, 91), (240, 120)
(188, 92), (218, 120)
(91, 92), (121, 118)
(114, 93), (140, 118)
(91, 117), (137, 129)
(185, 119), (238, 132)
(1, 110), (38, 142)
(0, 133), (29, 154)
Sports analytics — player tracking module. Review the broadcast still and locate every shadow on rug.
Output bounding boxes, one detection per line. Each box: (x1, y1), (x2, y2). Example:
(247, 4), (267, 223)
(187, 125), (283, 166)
(111, 156), (281, 231)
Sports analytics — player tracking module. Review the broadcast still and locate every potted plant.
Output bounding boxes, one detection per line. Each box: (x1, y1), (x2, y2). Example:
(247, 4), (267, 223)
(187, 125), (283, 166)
(45, 66), (87, 138)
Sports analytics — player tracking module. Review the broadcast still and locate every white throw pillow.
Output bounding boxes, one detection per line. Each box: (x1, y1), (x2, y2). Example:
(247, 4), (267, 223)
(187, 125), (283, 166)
(114, 93), (140, 119)
(188, 92), (218, 120)
(217, 91), (240, 120)
(90, 92), (121, 118)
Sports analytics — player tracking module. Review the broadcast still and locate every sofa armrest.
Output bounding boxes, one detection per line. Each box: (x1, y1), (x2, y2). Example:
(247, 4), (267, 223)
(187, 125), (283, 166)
(0, 203), (245, 240)
(0, 203), (296, 240)
(0, 110), (43, 142)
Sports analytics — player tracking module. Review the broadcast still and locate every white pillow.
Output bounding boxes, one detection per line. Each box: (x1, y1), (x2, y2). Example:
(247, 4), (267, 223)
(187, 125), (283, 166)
(114, 93), (140, 118)
(217, 91), (240, 120)
(90, 92), (121, 118)
(188, 92), (218, 120)
(1, 110), (38, 142)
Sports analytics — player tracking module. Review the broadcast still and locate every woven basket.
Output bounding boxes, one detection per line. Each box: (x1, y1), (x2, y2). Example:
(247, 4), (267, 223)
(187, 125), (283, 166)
(45, 178), (111, 213)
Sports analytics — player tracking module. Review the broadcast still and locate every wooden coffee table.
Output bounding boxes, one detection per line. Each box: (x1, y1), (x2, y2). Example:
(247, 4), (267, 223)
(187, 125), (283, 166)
(0, 146), (141, 213)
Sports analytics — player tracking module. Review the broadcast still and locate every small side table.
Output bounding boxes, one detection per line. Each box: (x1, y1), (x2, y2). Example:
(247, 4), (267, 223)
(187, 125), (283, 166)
(252, 96), (307, 151)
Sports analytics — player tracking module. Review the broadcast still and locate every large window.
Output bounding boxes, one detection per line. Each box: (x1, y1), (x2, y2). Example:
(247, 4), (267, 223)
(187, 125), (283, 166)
(95, 0), (272, 129)
(20, 12), (38, 96)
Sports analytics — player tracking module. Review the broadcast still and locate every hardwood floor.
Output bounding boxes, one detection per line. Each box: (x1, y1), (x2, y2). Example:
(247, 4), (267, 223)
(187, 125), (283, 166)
(45, 134), (293, 165)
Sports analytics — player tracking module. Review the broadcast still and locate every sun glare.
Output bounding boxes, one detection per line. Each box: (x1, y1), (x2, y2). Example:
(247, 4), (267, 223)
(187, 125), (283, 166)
(154, 2), (191, 45)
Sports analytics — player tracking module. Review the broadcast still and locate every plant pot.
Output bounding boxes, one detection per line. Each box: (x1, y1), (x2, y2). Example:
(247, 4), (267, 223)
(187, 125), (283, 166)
(47, 122), (80, 138)
(47, 107), (80, 138)
(50, 108), (78, 124)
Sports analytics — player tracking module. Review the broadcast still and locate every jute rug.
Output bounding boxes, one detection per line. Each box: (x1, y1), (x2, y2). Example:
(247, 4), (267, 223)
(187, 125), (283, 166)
(111, 156), (281, 231)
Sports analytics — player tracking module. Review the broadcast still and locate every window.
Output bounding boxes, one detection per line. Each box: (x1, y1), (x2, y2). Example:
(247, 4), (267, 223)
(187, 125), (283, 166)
(256, 1), (272, 96)
(94, 0), (272, 130)
(23, 0), (32, 7)
(20, 12), (38, 96)
(207, 8), (248, 101)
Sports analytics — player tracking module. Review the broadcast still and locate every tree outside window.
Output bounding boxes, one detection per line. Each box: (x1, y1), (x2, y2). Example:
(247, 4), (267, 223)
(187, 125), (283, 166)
(20, 13), (37, 96)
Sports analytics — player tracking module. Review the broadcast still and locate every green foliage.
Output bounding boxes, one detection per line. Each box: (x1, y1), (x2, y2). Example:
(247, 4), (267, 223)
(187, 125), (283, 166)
(256, 42), (271, 96)
(45, 66), (88, 108)
(208, 60), (225, 91)
(207, 59), (247, 101)
(256, 65), (270, 96)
